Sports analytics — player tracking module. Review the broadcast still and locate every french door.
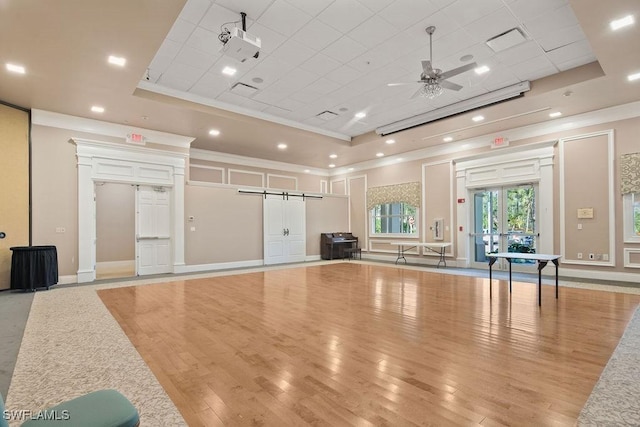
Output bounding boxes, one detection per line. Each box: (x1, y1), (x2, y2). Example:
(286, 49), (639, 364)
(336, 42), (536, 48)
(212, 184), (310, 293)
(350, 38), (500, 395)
(470, 184), (538, 271)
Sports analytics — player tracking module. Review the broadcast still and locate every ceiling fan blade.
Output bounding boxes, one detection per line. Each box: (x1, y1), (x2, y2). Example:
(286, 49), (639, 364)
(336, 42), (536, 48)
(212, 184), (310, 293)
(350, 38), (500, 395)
(438, 62), (477, 80)
(421, 60), (434, 76)
(387, 81), (423, 86)
(439, 80), (463, 91)
(410, 86), (424, 99)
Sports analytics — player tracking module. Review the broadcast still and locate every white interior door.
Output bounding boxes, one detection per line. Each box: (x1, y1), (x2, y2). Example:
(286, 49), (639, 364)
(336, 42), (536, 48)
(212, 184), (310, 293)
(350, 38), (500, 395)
(263, 195), (306, 265)
(136, 185), (172, 275)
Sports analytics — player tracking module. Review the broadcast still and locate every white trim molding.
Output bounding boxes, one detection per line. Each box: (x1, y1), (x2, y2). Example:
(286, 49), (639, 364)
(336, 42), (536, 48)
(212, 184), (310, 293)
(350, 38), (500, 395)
(72, 138), (187, 283)
(559, 130), (615, 267)
(267, 173), (298, 190)
(227, 168), (265, 187)
(624, 248), (640, 269)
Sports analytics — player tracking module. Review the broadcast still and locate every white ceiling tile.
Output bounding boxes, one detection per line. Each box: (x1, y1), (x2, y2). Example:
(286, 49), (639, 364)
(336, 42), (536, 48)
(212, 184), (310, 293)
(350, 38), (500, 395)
(281, 67), (321, 91)
(317, 0), (373, 33)
(358, 0), (390, 13)
(199, 3), (247, 33)
(304, 116), (328, 126)
(522, 4), (579, 39)
(262, 105), (293, 117)
(159, 62), (206, 91)
(348, 15), (399, 49)
(180, 0), (213, 25)
(510, 55), (557, 81)
(348, 49), (394, 73)
(441, 0), (504, 27)
(185, 27), (222, 55)
(190, 71), (232, 98)
(479, 68), (521, 91)
(242, 56), (295, 88)
(167, 19), (197, 44)
(252, 85), (294, 104)
(536, 25), (587, 52)
(246, 23), (287, 54)
(428, 28), (476, 63)
(547, 40), (595, 70)
(239, 97), (272, 112)
(273, 97), (306, 112)
(283, 0), (334, 16)
(508, 0), (568, 22)
(495, 40), (546, 67)
(464, 7), (521, 44)
(553, 54), (596, 72)
(379, 0), (439, 29)
(430, 0), (456, 10)
(324, 64), (362, 85)
(405, 10), (462, 43)
(214, 0), (274, 20)
(174, 46), (219, 70)
(270, 39), (317, 67)
(154, 39), (182, 63)
(311, 77), (343, 95)
(299, 53), (342, 75)
(216, 91), (253, 105)
(291, 19), (342, 51)
(148, 54), (174, 81)
(257, 0), (313, 37)
(322, 36), (368, 63)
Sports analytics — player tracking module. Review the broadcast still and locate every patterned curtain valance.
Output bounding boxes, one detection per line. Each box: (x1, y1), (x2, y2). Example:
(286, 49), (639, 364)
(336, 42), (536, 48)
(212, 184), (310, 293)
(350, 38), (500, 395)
(621, 153), (640, 194)
(366, 182), (421, 211)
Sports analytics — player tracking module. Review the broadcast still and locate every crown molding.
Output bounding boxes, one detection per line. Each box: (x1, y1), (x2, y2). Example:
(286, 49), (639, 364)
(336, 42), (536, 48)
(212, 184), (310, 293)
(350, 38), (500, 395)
(31, 109), (194, 148)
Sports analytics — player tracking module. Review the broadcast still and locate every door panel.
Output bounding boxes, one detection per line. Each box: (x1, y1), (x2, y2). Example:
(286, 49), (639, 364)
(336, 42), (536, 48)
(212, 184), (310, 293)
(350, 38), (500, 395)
(263, 195), (306, 265)
(285, 198), (306, 262)
(0, 105), (29, 290)
(136, 186), (172, 275)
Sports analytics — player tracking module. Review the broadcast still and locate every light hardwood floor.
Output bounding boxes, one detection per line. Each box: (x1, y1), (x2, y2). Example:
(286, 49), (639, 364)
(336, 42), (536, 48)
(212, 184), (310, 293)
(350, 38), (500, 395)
(98, 263), (640, 426)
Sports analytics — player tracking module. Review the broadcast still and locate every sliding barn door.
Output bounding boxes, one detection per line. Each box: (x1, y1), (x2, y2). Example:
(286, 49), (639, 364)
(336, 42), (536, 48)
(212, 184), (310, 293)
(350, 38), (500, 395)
(263, 195), (306, 265)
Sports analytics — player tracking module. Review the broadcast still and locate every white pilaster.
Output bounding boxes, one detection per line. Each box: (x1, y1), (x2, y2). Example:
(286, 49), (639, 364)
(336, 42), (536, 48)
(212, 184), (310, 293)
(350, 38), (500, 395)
(173, 166), (186, 269)
(77, 155), (96, 283)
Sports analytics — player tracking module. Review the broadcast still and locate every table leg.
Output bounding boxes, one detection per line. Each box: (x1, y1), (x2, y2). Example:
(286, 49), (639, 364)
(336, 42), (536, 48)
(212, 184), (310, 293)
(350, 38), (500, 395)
(537, 260), (549, 306)
(507, 259), (512, 293)
(488, 257), (497, 300)
(552, 258), (559, 299)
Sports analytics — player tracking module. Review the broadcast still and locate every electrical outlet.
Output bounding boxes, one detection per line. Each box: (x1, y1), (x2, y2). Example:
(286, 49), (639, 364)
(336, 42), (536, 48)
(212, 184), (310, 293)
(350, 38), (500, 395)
(588, 253), (595, 260)
(577, 253), (582, 259)
(577, 224), (582, 230)
(55, 227), (65, 233)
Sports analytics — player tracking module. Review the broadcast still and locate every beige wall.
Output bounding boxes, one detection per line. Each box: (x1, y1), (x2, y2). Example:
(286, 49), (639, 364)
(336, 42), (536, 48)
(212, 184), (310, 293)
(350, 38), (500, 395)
(96, 183), (135, 262)
(306, 195), (350, 255)
(0, 103), (29, 290)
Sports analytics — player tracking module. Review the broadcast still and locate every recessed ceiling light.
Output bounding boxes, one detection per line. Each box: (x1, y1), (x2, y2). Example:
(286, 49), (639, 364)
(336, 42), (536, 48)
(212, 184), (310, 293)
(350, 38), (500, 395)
(628, 71), (640, 82)
(460, 54), (474, 62)
(385, 139), (395, 144)
(549, 111), (562, 118)
(396, 158), (403, 162)
(348, 167), (354, 171)
(610, 15), (635, 31)
(376, 152), (384, 157)
(303, 169), (310, 173)
(461, 144), (470, 148)
(252, 77), (264, 84)
(355, 111), (366, 119)
(6, 63), (25, 74)
(329, 164), (336, 168)
(209, 129), (220, 136)
(222, 66), (237, 76)
(108, 55), (126, 67)
(443, 136), (453, 142)
(277, 143), (287, 149)
(91, 106), (105, 113)
(472, 115), (485, 122)
(329, 154), (337, 159)
(475, 65), (490, 75)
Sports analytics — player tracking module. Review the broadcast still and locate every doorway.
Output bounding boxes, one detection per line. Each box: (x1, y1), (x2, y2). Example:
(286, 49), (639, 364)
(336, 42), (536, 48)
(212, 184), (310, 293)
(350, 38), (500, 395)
(136, 185), (172, 275)
(470, 184), (538, 271)
(95, 183), (136, 280)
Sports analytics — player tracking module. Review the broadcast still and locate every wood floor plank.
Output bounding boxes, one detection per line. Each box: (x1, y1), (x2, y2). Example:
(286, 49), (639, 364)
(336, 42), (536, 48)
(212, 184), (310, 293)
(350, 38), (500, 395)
(98, 263), (640, 426)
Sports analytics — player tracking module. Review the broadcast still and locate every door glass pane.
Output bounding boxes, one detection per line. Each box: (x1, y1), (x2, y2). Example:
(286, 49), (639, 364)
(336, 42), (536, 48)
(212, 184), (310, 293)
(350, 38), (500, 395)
(473, 190), (500, 262)
(506, 186), (536, 264)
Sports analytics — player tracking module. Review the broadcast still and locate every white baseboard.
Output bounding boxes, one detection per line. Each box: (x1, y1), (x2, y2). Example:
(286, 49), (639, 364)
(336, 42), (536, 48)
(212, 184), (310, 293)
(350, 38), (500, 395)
(559, 267), (640, 284)
(175, 259), (264, 274)
(58, 275), (77, 285)
(305, 255), (322, 262)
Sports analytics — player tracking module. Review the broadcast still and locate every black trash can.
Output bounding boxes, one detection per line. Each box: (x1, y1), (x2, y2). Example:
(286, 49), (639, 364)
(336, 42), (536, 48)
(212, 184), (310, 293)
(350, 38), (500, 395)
(9, 246), (58, 291)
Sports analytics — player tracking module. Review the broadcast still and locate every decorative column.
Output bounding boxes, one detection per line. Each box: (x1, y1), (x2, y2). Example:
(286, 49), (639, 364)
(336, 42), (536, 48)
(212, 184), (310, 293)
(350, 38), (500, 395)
(76, 154), (96, 282)
(173, 165), (186, 270)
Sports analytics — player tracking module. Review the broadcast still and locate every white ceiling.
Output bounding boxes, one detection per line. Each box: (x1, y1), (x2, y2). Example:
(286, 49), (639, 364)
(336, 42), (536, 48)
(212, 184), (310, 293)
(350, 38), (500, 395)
(147, 0), (596, 139)
(0, 0), (638, 170)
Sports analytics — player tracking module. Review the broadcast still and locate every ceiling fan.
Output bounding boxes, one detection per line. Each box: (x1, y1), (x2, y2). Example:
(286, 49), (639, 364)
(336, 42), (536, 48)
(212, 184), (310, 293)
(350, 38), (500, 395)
(388, 26), (477, 99)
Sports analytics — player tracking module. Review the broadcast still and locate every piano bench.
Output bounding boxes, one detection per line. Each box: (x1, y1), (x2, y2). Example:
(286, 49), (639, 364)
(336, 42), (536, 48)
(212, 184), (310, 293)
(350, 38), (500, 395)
(343, 247), (362, 260)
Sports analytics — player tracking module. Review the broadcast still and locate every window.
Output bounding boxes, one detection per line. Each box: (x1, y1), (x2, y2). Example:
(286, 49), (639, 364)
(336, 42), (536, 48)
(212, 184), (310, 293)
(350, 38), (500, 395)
(371, 203), (417, 235)
(624, 192), (640, 242)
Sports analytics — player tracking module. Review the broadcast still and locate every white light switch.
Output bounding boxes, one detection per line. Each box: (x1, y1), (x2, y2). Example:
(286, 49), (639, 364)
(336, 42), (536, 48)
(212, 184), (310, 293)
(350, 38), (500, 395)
(577, 224), (582, 230)
(190, 226), (196, 231)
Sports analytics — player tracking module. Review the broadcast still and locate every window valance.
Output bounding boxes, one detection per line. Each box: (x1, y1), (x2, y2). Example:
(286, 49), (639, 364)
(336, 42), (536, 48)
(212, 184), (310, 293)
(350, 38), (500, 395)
(621, 153), (640, 194)
(366, 182), (421, 211)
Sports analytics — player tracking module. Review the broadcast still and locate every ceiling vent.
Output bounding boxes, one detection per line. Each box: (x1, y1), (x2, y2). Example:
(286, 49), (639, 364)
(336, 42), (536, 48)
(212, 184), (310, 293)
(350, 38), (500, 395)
(486, 27), (528, 53)
(316, 110), (339, 121)
(230, 82), (258, 97)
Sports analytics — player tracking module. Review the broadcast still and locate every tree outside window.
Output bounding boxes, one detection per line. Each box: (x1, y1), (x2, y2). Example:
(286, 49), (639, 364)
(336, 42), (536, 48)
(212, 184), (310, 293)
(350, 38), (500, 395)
(371, 203), (417, 235)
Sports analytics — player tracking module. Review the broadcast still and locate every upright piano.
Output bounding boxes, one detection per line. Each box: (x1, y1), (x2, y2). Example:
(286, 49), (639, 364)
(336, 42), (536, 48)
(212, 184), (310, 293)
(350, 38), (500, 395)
(321, 232), (358, 260)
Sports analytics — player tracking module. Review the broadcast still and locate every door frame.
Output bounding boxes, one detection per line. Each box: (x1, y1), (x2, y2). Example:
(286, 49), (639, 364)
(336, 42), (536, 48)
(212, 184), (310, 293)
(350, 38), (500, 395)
(455, 142), (555, 268)
(73, 138), (187, 282)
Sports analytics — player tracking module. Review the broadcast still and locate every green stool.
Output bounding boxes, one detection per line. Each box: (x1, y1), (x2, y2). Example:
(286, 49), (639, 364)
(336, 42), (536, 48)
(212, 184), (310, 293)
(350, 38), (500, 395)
(2, 389), (139, 427)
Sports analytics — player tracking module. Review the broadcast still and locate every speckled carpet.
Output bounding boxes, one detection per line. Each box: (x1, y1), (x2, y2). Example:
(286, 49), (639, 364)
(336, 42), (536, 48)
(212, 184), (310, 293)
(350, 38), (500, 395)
(578, 305), (640, 426)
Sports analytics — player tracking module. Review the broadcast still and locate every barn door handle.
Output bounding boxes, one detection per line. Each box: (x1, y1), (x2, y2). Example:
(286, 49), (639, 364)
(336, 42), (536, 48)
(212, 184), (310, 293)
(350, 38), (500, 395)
(283, 228), (289, 236)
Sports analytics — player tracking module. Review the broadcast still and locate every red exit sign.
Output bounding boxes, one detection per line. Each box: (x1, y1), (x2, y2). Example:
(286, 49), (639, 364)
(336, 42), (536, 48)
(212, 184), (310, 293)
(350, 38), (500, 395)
(492, 137), (509, 149)
(126, 133), (146, 145)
